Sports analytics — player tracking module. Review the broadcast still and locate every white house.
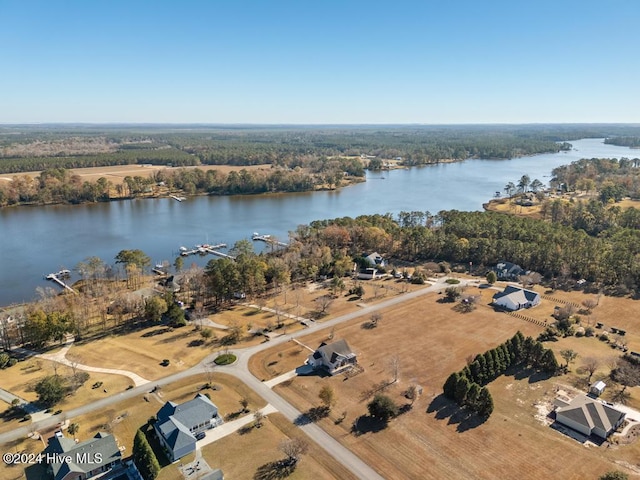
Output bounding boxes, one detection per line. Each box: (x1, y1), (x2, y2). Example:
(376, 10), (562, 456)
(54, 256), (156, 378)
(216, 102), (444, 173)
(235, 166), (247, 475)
(555, 394), (625, 439)
(308, 339), (357, 375)
(492, 286), (541, 311)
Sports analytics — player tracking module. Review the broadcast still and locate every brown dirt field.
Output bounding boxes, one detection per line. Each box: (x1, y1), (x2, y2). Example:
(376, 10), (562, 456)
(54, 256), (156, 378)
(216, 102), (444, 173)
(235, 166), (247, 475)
(253, 289), (639, 479)
(66, 325), (216, 380)
(190, 413), (357, 480)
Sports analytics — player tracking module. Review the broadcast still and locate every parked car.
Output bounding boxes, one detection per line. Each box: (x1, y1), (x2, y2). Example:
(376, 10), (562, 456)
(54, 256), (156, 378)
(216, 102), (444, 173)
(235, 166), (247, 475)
(195, 431), (206, 440)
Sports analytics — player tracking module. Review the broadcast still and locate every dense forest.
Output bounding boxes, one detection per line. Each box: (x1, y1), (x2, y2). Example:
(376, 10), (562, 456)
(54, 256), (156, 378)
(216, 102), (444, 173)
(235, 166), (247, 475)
(6, 124), (640, 174)
(605, 137), (640, 148)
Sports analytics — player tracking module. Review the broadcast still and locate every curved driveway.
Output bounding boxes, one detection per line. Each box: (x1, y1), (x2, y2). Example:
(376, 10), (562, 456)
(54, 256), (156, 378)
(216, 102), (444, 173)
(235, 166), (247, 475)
(0, 277), (466, 479)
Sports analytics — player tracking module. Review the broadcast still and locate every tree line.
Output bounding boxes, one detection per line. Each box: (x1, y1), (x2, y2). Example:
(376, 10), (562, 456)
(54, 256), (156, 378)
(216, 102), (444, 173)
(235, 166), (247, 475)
(442, 332), (558, 418)
(1, 124), (608, 175)
(0, 163), (360, 207)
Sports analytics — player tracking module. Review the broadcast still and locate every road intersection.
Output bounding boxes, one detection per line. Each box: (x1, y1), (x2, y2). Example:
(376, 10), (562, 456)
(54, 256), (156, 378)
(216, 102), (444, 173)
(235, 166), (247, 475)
(0, 276), (466, 479)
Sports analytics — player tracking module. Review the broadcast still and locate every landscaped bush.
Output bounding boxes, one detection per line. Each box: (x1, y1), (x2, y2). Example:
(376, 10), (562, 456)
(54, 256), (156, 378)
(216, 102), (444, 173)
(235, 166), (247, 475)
(445, 278), (460, 284)
(214, 353), (237, 365)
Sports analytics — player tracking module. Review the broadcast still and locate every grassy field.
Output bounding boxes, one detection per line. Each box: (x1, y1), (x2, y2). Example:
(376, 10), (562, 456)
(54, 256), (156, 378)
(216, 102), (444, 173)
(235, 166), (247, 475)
(0, 358), (131, 435)
(65, 324), (216, 380)
(254, 284), (640, 479)
(182, 413), (357, 480)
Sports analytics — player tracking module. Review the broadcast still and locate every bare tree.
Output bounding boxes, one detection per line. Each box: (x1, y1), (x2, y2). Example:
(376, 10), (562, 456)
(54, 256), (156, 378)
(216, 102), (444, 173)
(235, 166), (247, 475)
(582, 298), (598, 314)
(279, 437), (309, 466)
(253, 410), (265, 428)
(369, 312), (382, 328)
(315, 295), (334, 315)
(239, 397), (249, 413)
(404, 384), (418, 405)
(581, 357), (600, 382)
(389, 355), (400, 383)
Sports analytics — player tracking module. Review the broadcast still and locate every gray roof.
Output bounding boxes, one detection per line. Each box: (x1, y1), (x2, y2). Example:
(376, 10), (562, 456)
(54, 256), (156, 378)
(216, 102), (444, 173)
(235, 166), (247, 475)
(492, 286), (539, 303)
(155, 394), (220, 451)
(45, 432), (121, 480)
(317, 339), (356, 363)
(157, 393), (219, 429)
(556, 395), (625, 436)
(157, 417), (195, 451)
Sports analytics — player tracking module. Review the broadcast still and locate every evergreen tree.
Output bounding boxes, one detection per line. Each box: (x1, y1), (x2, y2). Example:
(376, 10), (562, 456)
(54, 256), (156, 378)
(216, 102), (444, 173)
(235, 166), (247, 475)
(465, 383), (482, 410)
(133, 429), (161, 480)
(443, 372), (459, 399)
(530, 341), (546, 368)
(483, 351), (495, 381)
(477, 387), (494, 418)
(490, 348), (504, 376)
(540, 348), (559, 373)
(522, 336), (536, 366)
(469, 360), (483, 385)
(454, 376), (471, 405)
(477, 355), (488, 384)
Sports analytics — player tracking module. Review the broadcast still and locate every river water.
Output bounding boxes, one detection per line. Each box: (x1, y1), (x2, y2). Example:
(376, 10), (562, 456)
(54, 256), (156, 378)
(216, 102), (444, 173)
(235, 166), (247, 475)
(0, 138), (637, 307)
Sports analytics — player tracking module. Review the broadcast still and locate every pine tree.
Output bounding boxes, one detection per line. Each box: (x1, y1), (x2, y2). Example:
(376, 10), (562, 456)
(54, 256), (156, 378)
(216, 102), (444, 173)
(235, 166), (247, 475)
(469, 360), (483, 385)
(490, 348), (503, 376)
(454, 376), (471, 405)
(465, 383), (481, 410)
(540, 348), (559, 373)
(477, 355), (488, 384)
(483, 351), (495, 381)
(133, 429), (161, 480)
(522, 336), (536, 366)
(443, 372), (459, 399)
(477, 387), (494, 418)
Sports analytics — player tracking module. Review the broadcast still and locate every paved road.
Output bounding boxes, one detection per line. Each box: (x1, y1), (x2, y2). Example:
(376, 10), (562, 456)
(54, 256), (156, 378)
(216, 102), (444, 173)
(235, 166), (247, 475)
(0, 277), (465, 479)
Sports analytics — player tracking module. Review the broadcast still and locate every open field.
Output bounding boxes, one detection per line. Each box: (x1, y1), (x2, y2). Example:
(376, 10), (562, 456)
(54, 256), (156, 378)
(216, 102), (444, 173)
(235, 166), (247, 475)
(65, 324), (217, 380)
(0, 163), (271, 185)
(253, 286), (639, 479)
(186, 413), (357, 480)
(0, 358), (131, 434)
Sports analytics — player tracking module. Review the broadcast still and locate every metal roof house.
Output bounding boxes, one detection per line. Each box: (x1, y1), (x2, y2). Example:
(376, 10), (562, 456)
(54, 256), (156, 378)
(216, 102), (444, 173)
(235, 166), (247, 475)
(308, 339), (357, 375)
(42, 431), (123, 480)
(555, 394), (625, 439)
(492, 286), (541, 311)
(154, 393), (223, 462)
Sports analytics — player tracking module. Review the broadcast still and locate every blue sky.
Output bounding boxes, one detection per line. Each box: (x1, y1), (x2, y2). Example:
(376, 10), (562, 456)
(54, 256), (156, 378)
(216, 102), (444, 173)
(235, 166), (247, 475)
(1, 0), (638, 124)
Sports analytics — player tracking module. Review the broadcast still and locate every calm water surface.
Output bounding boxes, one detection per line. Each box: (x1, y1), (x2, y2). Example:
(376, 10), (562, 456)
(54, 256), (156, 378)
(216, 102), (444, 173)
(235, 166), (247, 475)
(0, 138), (637, 306)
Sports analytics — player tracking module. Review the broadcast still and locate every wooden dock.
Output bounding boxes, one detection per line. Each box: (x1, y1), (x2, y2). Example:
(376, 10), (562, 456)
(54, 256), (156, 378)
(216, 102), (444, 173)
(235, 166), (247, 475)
(180, 243), (229, 257)
(252, 233), (288, 247)
(45, 272), (78, 294)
